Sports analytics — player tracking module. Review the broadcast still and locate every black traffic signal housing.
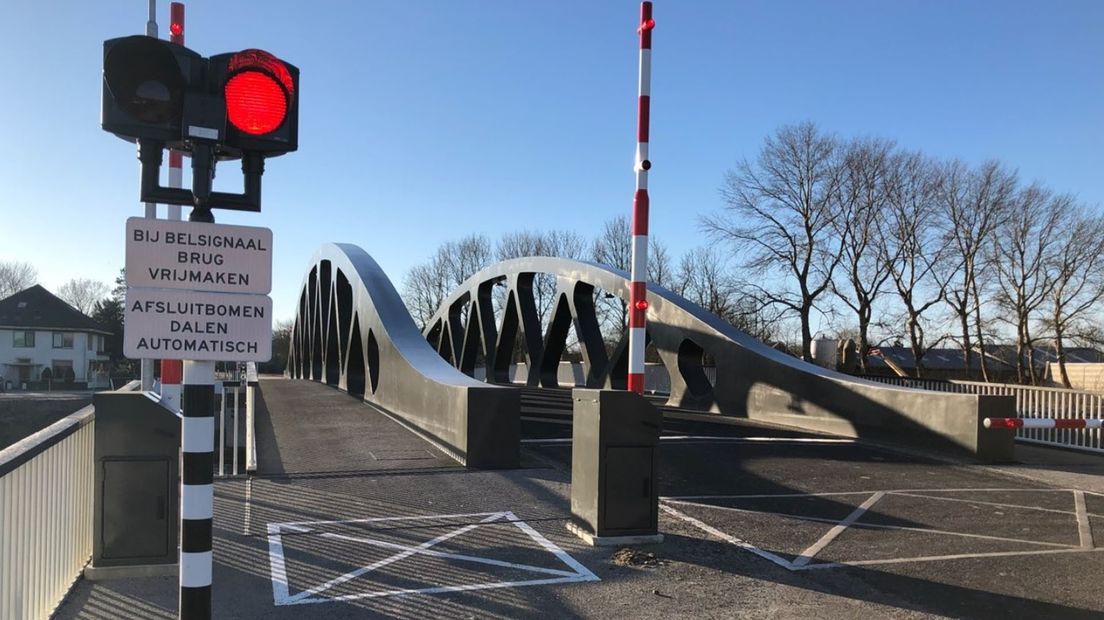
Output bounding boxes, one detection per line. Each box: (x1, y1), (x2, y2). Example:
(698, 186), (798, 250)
(101, 35), (205, 146)
(101, 36), (299, 218)
(209, 50), (299, 158)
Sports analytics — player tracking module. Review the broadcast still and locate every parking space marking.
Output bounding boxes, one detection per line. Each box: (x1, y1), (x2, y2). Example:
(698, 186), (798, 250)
(521, 436), (858, 446)
(794, 492), (885, 567)
(662, 498), (1075, 548)
(266, 511), (598, 606)
(669, 487), (1085, 500)
(889, 491), (1078, 516)
(660, 488), (1102, 571)
(1074, 491), (1093, 548)
(797, 547), (1104, 571)
(319, 531), (580, 577)
(658, 503), (793, 570)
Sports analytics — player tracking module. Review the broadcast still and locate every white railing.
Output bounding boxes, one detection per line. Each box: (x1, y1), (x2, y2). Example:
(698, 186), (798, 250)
(245, 362), (257, 473)
(215, 362), (258, 477)
(0, 406), (95, 620)
(868, 376), (1104, 453)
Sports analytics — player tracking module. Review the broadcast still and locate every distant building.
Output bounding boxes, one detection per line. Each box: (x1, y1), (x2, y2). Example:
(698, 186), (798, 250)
(0, 285), (112, 390)
(862, 344), (1104, 385)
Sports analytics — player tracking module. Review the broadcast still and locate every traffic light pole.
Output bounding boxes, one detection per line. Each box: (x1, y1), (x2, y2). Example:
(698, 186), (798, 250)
(139, 0), (158, 391)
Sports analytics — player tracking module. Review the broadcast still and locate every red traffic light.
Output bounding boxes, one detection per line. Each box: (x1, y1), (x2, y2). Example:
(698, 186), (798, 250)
(224, 50), (294, 136)
(169, 2), (184, 38)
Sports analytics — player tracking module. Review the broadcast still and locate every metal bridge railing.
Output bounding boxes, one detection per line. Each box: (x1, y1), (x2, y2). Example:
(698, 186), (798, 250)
(867, 376), (1103, 453)
(0, 408), (94, 620)
(0, 380), (141, 619)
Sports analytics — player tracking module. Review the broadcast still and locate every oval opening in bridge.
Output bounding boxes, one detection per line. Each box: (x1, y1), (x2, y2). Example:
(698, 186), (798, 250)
(678, 338), (714, 398)
(346, 315), (366, 397)
(367, 328), (380, 394)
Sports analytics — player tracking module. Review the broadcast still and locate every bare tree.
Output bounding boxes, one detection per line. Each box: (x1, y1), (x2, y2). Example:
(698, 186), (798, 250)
(440, 234), (493, 288)
(877, 151), (950, 377)
(831, 137), (895, 373)
(403, 234), (492, 330)
(403, 254), (450, 330)
(0, 260), (37, 299)
(675, 246), (736, 318)
(702, 122), (846, 361)
(648, 238), (673, 289)
(497, 229), (587, 330)
(57, 278), (109, 316)
(990, 185), (1071, 383)
(1043, 208), (1104, 388)
(591, 215), (632, 273)
(936, 159), (1016, 381)
(590, 216), (633, 340)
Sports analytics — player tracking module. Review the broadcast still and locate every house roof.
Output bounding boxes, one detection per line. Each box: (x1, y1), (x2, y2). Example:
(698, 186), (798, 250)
(867, 346), (1015, 371)
(981, 344), (1104, 366)
(865, 344), (1104, 371)
(0, 285), (111, 335)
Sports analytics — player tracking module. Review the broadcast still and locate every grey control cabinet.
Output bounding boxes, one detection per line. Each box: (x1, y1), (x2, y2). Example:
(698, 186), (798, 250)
(91, 391), (181, 569)
(570, 388), (661, 540)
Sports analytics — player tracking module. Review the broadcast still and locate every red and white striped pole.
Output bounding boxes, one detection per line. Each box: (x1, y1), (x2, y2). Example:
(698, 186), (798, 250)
(984, 417), (1103, 430)
(627, 2), (655, 394)
(160, 1), (185, 413)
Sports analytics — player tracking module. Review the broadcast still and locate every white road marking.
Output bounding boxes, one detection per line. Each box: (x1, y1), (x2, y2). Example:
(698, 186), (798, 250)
(890, 491), (1078, 516)
(665, 488), (1081, 501)
(793, 492), (885, 567)
(295, 575), (595, 604)
(659, 503), (794, 570)
(320, 531), (579, 577)
(794, 548), (1104, 571)
(243, 477), (252, 536)
(267, 510), (597, 606)
(505, 511), (598, 581)
(277, 510), (510, 528)
(267, 523), (291, 603)
(522, 436), (858, 445)
(661, 486), (1096, 571)
(1074, 491), (1094, 549)
(282, 513), (503, 604)
(662, 498), (1076, 548)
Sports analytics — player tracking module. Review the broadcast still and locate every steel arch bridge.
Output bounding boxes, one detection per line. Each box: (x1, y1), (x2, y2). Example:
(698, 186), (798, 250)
(287, 245), (1014, 466)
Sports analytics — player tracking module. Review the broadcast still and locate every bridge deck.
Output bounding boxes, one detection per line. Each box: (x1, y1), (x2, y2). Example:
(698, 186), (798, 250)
(253, 377), (460, 475)
(54, 378), (1104, 619)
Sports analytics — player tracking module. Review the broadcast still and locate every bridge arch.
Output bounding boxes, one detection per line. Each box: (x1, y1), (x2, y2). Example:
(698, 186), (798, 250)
(287, 243), (519, 468)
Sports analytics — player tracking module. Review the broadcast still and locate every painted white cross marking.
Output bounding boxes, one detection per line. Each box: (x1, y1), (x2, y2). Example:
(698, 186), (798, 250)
(267, 511), (598, 605)
(661, 488), (1104, 571)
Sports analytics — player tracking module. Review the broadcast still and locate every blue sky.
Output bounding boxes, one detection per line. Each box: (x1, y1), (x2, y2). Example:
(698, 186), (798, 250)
(0, 1), (1101, 325)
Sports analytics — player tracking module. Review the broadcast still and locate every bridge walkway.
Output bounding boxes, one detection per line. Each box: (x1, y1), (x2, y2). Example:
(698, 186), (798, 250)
(53, 378), (1104, 619)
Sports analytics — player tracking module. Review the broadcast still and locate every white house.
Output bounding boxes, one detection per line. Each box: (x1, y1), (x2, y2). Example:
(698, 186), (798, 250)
(0, 285), (112, 390)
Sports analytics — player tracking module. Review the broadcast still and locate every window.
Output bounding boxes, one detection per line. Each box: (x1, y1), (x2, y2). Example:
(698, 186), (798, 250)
(52, 332), (74, 349)
(87, 334), (94, 351)
(13, 331), (35, 347)
(52, 360), (74, 381)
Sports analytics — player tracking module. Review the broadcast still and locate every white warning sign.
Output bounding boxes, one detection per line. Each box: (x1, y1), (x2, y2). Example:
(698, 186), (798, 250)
(124, 288), (273, 362)
(125, 217), (273, 294)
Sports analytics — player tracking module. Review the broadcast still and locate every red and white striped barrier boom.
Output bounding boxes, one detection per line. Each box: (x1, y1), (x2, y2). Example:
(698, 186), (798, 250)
(984, 417), (1104, 429)
(627, 1), (655, 394)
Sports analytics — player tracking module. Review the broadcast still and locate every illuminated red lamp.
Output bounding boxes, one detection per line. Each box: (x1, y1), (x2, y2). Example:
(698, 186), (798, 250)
(635, 299), (649, 311)
(169, 2), (184, 38)
(224, 50), (295, 136)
